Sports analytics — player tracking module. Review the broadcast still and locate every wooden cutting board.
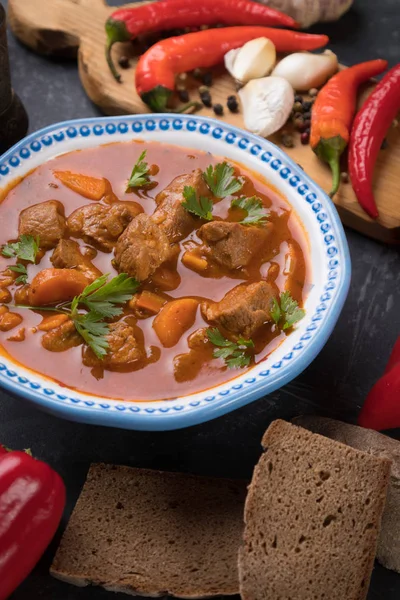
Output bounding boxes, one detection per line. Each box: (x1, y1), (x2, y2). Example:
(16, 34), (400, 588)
(8, 0), (400, 243)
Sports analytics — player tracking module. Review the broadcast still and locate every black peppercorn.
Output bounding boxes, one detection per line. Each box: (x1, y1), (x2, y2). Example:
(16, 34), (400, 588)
(294, 94), (303, 104)
(193, 68), (203, 80)
(301, 132), (310, 145)
(118, 56), (130, 69)
(200, 90), (212, 107)
(227, 95), (239, 113)
(281, 133), (294, 148)
(178, 89), (189, 103)
(302, 101), (312, 112)
(213, 103), (224, 116)
(202, 71), (213, 87)
(303, 111), (311, 121)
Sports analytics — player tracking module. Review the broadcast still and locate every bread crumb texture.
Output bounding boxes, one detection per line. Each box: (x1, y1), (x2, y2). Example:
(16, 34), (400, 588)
(51, 465), (247, 598)
(239, 420), (391, 600)
(293, 415), (400, 574)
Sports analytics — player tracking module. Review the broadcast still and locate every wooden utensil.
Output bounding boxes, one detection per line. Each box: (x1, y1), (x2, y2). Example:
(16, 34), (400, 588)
(7, 0), (400, 243)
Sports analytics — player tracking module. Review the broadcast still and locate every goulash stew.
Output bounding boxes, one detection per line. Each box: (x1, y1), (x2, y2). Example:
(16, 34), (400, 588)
(0, 142), (308, 401)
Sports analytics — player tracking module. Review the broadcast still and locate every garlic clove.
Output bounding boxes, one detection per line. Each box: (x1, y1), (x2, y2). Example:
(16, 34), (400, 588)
(239, 77), (294, 138)
(271, 50), (338, 91)
(224, 37), (276, 85)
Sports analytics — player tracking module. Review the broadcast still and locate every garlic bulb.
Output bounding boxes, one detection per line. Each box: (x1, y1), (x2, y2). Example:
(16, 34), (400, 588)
(256, 0), (353, 28)
(224, 37), (276, 85)
(239, 77), (294, 138)
(271, 50), (338, 91)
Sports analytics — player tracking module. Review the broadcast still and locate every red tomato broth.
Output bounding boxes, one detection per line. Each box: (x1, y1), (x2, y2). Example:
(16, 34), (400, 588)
(0, 141), (309, 401)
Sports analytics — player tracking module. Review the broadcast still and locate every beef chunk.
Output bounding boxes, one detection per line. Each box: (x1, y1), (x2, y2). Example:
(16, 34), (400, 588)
(41, 319), (82, 352)
(198, 221), (272, 270)
(67, 201), (142, 252)
(83, 318), (145, 368)
(202, 281), (277, 338)
(51, 239), (102, 283)
(19, 200), (66, 249)
(114, 213), (174, 281)
(152, 169), (210, 242)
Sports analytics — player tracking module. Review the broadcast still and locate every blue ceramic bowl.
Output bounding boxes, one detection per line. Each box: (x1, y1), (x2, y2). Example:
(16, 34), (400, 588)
(0, 115), (351, 430)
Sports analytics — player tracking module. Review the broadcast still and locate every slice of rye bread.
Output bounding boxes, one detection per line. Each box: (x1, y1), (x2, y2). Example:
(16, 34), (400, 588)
(50, 464), (247, 598)
(239, 420), (392, 600)
(294, 415), (400, 574)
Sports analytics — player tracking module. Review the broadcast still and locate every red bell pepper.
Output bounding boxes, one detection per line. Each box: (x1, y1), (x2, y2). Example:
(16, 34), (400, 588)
(358, 336), (400, 431)
(0, 448), (65, 599)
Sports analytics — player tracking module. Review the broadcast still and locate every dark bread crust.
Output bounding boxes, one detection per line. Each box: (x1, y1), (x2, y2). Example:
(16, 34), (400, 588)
(51, 464), (247, 598)
(239, 420), (391, 600)
(294, 415), (400, 574)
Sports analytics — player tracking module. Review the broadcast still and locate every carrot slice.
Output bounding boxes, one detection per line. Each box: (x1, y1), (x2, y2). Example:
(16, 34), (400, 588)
(151, 267), (181, 291)
(136, 291), (165, 315)
(182, 251), (208, 272)
(28, 268), (88, 306)
(153, 298), (198, 348)
(54, 170), (112, 201)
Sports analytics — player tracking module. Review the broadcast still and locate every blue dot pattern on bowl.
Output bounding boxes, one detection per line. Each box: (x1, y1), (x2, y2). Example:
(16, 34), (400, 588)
(0, 115), (349, 426)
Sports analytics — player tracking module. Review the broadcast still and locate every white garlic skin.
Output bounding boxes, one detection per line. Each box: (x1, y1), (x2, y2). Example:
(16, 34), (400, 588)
(271, 50), (338, 91)
(256, 0), (353, 28)
(224, 37), (276, 84)
(239, 77), (294, 138)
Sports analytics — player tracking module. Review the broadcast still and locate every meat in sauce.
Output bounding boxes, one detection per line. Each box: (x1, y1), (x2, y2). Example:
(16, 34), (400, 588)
(0, 141), (309, 401)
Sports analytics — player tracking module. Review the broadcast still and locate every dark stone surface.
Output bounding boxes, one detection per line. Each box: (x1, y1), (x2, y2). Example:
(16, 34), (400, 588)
(0, 0), (399, 598)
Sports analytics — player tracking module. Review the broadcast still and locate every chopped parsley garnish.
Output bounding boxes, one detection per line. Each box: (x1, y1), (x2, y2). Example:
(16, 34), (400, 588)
(182, 185), (213, 221)
(271, 291), (305, 330)
(2, 234), (40, 263)
(126, 150), (152, 189)
(18, 273), (139, 359)
(203, 162), (243, 198)
(73, 312), (110, 359)
(70, 273), (139, 318)
(231, 196), (269, 226)
(2, 235), (40, 284)
(8, 264), (29, 285)
(207, 327), (254, 369)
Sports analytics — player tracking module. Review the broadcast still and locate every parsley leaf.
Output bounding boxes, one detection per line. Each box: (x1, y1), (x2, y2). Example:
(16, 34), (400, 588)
(71, 273), (139, 318)
(2, 235), (40, 262)
(207, 327), (254, 369)
(271, 297), (281, 325)
(2, 235), (40, 285)
(73, 312), (110, 359)
(126, 150), (152, 189)
(231, 196), (269, 226)
(18, 273), (139, 360)
(8, 264), (28, 285)
(182, 185), (213, 221)
(271, 292), (305, 330)
(203, 162), (243, 198)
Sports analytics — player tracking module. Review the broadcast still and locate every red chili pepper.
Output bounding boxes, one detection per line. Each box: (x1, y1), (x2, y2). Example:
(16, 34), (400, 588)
(348, 64), (400, 219)
(310, 59), (388, 197)
(106, 0), (299, 81)
(136, 26), (329, 112)
(358, 336), (400, 431)
(0, 449), (65, 599)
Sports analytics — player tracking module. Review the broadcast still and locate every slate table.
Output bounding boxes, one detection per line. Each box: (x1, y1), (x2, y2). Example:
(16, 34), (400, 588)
(1, 0), (400, 598)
